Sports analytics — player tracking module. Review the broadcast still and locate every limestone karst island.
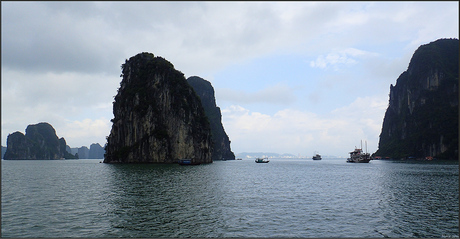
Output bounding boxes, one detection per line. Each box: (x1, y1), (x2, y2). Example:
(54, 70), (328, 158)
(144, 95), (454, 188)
(3, 122), (76, 160)
(104, 52), (234, 164)
(2, 39), (458, 162)
(374, 38), (458, 160)
(3, 122), (105, 160)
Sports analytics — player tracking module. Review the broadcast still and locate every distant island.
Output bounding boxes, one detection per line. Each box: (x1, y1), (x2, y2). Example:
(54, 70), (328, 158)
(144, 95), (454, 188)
(2, 123), (105, 160)
(374, 38), (458, 160)
(3, 39), (456, 162)
(4, 122), (76, 160)
(235, 152), (342, 159)
(68, 143), (105, 159)
(1, 146), (7, 159)
(236, 152), (297, 159)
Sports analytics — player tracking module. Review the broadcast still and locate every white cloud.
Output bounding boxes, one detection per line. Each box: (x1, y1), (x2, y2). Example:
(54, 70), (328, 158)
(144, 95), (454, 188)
(1, 1), (457, 155)
(309, 48), (379, 70)
(1, 115), (111, 149)
(1, 70), (117, 118)
(331, 96), (388, 142)
(217, 83), (296, 105)
(1, 68), (117, 146)
(221, 95), (387, 157)
(3, 1), (457, 77)
(1, 2), (124, 74)
(60, 118), (111, 147)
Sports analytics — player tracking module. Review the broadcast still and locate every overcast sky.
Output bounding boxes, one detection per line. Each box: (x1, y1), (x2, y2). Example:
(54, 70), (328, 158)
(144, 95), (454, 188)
(2, 1), (458, 157)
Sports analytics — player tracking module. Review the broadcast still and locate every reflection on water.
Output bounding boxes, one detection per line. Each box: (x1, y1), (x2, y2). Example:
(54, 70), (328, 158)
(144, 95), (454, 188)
(103, 163), (226, 237)
(2, 159), (458, 238)
(375, 161), (459, 238)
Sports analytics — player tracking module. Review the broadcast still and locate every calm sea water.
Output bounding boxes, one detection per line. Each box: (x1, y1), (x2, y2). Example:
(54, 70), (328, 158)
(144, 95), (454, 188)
(1, 158), (458, 238)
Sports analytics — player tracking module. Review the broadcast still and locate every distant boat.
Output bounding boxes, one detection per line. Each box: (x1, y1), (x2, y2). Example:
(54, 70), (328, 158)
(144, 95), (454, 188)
(255, 157), (269, 163)
(346, 141), (371, 163)
(178, 159), (201, 165)
(236, 158), (242, 160)
(312, 153), (322, 160)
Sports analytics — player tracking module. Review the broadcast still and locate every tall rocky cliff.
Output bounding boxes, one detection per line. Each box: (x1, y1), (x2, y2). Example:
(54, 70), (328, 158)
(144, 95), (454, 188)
(187, 76), (235, 160)
(4, 122), (72, 160)
(104, 52), (213, 163)
(375, 38), (458, 159)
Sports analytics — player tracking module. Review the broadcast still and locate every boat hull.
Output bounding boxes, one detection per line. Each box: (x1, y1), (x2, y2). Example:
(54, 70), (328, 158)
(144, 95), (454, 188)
(255, 158), (269, 163)
(312, 153), (321, 160)
(178, 159), (201, 165)
(347, 145), (371, 163)
(346, 158), (371, 163)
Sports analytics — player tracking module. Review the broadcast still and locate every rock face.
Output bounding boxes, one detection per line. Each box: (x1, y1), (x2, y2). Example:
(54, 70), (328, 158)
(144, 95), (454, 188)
(88, 143), (105, 159)
(187, 76), (235, 160)
(66, 144), (105, 159)
(78, 146), (89, 159)
(1, 146), (6, 159)
(4, 122), (70, 160)
(104, 52), (213, 163)
(375, 38), (458, 159)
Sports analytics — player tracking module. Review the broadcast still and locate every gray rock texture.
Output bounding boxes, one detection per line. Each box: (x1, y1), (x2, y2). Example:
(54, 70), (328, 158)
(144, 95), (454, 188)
(375, 38), (458, 159)
(187, 76), (235, 160)
(104, 53), (212, 163)
(4, 122), (69, 160)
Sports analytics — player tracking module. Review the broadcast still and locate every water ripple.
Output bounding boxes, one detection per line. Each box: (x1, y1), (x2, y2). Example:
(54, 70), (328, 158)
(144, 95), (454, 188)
(2, 159), (458, 237)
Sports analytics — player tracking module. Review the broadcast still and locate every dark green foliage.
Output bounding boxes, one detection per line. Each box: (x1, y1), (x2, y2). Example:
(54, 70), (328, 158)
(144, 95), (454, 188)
(26, 123), (61, 159)
(114, 146), (132, 161)
(153, 127), (169, 140)
(113, 53), (191, 121)
(375, 38), (458, 160)
(105, 53), (213, 163)
(408, 38), (459, 82)
(4, 132), (27, 159)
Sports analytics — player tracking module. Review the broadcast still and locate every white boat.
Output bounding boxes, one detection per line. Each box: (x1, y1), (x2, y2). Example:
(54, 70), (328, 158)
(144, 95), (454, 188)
(347, 141), (371, 163)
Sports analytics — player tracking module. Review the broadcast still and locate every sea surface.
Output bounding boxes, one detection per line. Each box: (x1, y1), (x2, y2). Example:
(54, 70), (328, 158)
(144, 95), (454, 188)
(1, 158), (458, 238)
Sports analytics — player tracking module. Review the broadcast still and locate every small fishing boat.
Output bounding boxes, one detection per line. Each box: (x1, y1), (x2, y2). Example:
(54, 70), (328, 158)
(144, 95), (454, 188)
(178, 159), (201, 165)
(255, 157), (269, 163)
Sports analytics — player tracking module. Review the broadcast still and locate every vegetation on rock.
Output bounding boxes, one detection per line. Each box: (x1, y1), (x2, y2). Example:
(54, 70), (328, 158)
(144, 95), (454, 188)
(4, 122), (75, 160)
(374, 38), (458, 160)
(104, 53), (213, 163)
